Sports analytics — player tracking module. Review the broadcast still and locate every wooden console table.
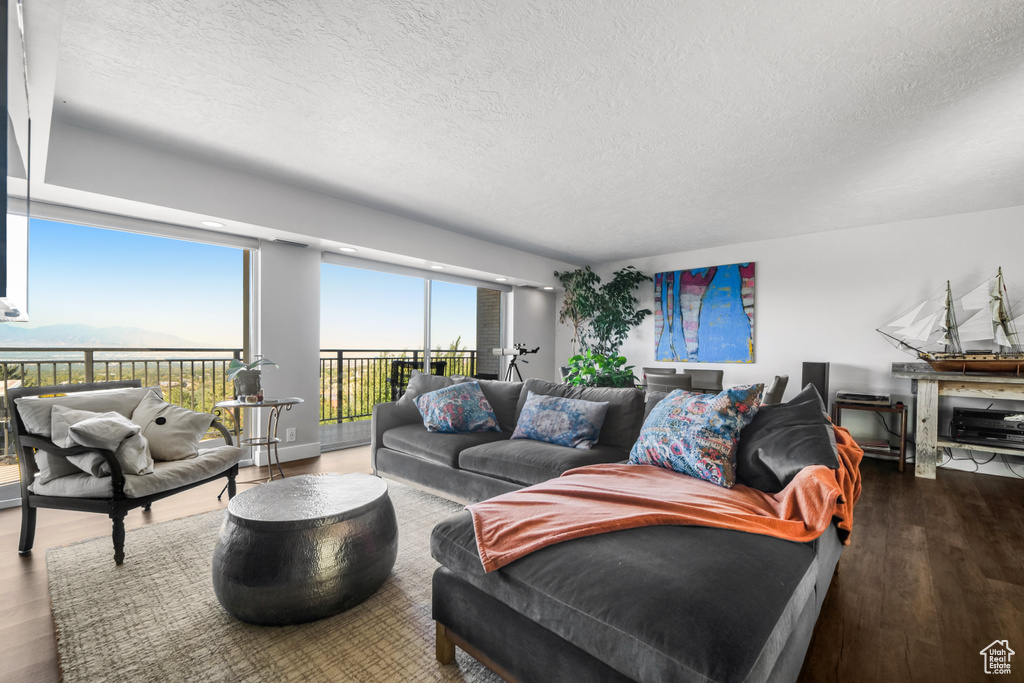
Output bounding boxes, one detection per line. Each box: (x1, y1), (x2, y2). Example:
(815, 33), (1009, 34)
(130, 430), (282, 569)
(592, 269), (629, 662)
(891, 362), (1024, 479)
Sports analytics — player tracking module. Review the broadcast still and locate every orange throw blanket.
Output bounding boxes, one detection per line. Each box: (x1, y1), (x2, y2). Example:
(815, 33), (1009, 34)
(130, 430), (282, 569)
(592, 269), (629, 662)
(468, 426), (863, 573)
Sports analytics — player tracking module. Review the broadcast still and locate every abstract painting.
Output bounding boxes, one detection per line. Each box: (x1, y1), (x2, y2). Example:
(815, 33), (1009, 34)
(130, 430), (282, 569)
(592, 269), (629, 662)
(654, 263), (754, 363)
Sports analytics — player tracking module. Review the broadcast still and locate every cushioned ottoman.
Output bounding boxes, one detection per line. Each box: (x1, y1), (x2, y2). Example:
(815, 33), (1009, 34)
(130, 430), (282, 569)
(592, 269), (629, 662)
(431, 510), (843, 683)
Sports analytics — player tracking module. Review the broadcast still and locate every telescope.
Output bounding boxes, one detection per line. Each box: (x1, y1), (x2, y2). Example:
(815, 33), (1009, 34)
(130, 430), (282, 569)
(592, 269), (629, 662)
(491, 343), (539, 380)
(491, 343), (540, 356)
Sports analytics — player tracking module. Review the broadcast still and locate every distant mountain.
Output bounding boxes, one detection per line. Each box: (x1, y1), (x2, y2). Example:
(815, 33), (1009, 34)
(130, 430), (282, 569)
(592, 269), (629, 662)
(0, 323), (206, 348)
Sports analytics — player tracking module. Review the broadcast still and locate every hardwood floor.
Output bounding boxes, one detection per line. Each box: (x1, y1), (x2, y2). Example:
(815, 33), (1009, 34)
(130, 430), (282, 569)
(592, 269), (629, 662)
(799, 458), (1024, 683)
(0, 447), (372, 683)
(1, 450), (1022, 683)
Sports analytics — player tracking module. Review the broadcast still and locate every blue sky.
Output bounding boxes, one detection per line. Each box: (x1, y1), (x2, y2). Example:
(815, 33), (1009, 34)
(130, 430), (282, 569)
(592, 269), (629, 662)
(21, 220), (480, 350)
(27, 219), (242, 346)
(320, 264), (478, 350)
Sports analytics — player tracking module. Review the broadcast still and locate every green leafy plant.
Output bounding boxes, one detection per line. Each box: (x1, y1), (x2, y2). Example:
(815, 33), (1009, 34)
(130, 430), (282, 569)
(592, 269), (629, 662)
(226, 356), (278, 380)
(563, 350), (638, 388)
(554, 266), (601, 355)
(554, 265), (652, 358)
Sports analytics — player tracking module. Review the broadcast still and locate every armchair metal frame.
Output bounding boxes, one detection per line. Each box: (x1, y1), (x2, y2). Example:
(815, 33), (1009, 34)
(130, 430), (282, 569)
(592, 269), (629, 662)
(8, 380), (238, 565)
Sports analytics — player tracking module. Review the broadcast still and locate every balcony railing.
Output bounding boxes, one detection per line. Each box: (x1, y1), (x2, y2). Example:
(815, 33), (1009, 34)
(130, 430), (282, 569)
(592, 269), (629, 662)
(0, 347), (245, 485)
(319, 349), (478, 423)
(0, 347), (481, 476)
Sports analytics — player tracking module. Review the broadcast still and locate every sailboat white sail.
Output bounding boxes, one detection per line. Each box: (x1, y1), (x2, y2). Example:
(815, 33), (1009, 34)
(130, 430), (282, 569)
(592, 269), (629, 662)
(878, 267), (1024, 372)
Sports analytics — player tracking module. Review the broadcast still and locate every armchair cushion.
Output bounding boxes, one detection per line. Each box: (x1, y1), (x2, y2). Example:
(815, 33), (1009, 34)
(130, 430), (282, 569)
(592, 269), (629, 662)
(15, 386), (160, 438)
(27, 444), (243, 499)
(131, 392), (216, 462)
(33, 451), (83, 485)
(51, 405), (154, 476)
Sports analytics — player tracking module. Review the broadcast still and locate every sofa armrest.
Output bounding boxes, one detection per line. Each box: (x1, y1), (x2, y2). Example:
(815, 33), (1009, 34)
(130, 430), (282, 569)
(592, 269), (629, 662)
(371, 401), (416, 473)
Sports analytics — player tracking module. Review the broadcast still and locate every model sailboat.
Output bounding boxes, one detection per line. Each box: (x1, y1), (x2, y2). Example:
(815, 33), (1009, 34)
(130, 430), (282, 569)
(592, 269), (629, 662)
(878, 268), (1024, 373)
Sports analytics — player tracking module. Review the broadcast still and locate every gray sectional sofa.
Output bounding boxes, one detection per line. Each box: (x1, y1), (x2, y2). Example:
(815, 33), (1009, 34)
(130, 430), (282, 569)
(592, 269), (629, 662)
(372, 373), (846, 682)
(370, 373), (646, 503)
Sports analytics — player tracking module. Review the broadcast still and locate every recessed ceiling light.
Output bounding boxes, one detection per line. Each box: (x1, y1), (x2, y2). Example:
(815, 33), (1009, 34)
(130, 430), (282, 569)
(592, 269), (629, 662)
(431, 265), (445, 270)
(201, 220), (224, 228)
(495, 277), (508, 282)
(543, 286), (554, 290)
(339, 247), (357, 253)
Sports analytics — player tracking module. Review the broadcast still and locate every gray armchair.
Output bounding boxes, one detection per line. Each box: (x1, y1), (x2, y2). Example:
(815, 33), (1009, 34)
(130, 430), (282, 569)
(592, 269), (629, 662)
(8, 380), (243, 564)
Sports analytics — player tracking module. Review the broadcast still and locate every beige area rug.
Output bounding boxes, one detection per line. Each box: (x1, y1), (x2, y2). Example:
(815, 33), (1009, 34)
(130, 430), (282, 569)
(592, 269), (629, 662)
(47, 482), (503, 683)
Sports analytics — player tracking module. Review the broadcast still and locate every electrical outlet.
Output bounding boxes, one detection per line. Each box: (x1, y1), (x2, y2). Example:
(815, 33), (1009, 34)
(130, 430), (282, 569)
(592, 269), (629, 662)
(286, 427), (296, 443)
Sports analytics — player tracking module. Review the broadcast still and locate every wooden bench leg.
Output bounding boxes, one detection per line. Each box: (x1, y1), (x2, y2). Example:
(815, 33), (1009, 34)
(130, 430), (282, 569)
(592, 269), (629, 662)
(18, 504), (36, 556)
(436, 622), (456, 664)
(111, 512), (126, 565)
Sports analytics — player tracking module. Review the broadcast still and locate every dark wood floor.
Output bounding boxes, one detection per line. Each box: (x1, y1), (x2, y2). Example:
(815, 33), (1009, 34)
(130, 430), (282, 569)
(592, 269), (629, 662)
(799, 458), (1024, 683)
(2, 450), (1022, 683)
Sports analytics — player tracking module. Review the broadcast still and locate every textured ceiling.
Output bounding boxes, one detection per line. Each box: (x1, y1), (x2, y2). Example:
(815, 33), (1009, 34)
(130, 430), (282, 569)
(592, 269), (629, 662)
(49, 0), (1024, 263)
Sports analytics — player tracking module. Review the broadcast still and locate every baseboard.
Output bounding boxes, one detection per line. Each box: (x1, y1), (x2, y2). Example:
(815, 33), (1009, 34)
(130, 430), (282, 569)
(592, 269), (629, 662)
(250, 442), (320, 466)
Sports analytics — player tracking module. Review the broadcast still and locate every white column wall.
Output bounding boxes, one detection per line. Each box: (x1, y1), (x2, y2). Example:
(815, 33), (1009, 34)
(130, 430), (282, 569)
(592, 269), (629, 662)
(508, 288), (557, 382)
(255, 241), (322, 463)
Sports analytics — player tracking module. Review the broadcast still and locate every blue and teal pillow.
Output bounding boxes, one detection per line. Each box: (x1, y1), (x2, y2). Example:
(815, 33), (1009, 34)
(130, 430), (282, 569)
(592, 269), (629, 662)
(415, 381), (501, 434)
(511, 391), (610, 449)
(628, 384), (763, 487)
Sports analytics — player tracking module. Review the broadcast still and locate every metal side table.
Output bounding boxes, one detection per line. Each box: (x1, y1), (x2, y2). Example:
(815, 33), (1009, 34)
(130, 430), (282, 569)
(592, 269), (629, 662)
(215, 397), (304, 486)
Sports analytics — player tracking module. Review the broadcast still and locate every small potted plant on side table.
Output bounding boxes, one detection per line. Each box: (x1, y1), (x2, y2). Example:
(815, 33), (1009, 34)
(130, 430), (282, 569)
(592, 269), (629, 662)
(227, 355), (278, 402)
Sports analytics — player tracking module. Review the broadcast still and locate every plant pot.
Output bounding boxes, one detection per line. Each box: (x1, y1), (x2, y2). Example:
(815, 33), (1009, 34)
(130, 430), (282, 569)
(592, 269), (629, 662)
(233, 369), (262, 399)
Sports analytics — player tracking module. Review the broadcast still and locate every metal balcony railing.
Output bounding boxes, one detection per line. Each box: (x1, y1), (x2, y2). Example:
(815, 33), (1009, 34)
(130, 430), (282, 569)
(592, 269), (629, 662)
(319, 349), (478, 423)
(0, 347), (480, 476)
(0, 347), (244, 484)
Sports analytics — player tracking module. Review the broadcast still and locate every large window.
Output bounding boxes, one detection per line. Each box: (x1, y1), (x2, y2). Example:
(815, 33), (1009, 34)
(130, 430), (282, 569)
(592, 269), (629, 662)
(0, 219), (244, 506)
(319, 263), (503, 444)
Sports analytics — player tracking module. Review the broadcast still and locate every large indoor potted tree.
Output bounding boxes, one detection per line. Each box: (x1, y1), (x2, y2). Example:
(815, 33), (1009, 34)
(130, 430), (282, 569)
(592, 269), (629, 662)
(555, 266), (652, 387)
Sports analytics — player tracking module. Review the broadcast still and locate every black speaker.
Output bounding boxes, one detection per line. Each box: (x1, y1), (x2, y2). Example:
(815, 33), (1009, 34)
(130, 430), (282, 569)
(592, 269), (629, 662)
(802, 362), (830, 403)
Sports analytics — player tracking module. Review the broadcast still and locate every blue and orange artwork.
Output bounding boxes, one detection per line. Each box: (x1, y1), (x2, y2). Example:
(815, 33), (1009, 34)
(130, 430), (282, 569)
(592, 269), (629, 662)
(654, 263), (754, 363)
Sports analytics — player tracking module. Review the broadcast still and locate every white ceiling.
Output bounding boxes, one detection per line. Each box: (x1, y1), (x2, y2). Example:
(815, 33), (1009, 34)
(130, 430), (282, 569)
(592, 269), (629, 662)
(22, 0), (1024, 263)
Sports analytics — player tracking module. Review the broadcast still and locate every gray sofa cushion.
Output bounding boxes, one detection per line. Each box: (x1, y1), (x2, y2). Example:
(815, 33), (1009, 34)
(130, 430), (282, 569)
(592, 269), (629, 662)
(514, 379), (645, 453)
(395, 371), (523, 432)
(432, 511), (819, 683)
(458, 439), (626, 486)
(644, 390), (670, 420)
(27, 444), (243, 498)
(381, 423), (509, 468)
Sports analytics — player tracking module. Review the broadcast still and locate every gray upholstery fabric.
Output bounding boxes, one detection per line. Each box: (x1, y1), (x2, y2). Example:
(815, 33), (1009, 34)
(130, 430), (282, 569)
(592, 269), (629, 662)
(27, 444), (243, 498)
(735, 384), (839, 493)
(458, 439), (627, 486)
(475, 379), (524, 433)
(433, 568), (635, 683)
(395, 371), (454, 422)
(394, 372), (524, 432)
(15, 386), (161, 438)
(644, 391), (670, 420)
(432, 511), (820, 683)
(380, 423), (509, 468)
(513, 379), (645, 452)
(375, 448), (522, 503)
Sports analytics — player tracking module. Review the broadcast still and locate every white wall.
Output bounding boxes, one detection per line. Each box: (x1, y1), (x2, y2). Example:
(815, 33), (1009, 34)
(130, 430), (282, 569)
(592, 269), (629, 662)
(508, 288), (557, 382)
(255, 241), (322, 464)
(555, 205), (1024, 477)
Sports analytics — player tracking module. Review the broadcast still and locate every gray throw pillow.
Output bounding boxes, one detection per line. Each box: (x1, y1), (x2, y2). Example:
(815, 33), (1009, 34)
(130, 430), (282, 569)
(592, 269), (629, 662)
(734, 384), (839, 494)
(131, 392), (215, 461)
(15, 386), (161, 437)
(50, 404), (155, 476)
(395, 371), (455, 421)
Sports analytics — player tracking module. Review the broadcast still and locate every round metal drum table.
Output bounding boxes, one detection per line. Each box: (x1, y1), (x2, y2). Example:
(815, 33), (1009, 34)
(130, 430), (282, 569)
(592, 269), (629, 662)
(212, 473), (398, 626)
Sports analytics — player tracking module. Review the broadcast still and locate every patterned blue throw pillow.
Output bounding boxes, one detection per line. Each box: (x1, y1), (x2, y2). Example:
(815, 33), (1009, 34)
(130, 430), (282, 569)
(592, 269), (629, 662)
(628, 384), (763, 487)
(415, 381), (501, 434)
(511, 390), (610, 449)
